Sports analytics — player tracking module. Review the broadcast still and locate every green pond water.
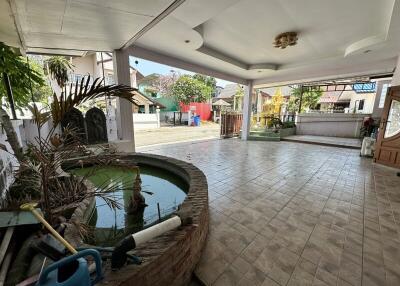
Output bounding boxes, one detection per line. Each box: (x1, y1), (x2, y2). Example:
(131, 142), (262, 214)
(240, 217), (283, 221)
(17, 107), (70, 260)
(70, 165), (188, 246)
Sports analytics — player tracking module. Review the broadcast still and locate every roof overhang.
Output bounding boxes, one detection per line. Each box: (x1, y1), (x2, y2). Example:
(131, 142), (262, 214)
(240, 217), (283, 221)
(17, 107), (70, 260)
(1, 0), (400, 86)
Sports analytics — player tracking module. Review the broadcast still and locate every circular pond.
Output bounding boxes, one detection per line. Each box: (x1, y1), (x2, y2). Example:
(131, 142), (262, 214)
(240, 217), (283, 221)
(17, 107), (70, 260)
(70, 164), (188, 246)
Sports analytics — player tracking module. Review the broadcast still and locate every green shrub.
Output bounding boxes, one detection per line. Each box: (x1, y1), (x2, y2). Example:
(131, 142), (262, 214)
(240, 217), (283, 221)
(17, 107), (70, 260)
(282, 122), (296, 129)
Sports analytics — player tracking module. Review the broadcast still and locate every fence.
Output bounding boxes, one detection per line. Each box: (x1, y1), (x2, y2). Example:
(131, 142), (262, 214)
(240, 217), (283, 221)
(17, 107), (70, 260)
(133, 112), (160, 130)
(180, 102), (212, 121)
(296, 113), (366, 138)
(221, 112), (243, 138)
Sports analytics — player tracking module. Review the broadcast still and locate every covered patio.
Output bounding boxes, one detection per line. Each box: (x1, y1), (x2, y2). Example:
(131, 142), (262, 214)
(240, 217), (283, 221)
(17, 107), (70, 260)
(1, 0), (400, 285)
(140, 138), (400, 286)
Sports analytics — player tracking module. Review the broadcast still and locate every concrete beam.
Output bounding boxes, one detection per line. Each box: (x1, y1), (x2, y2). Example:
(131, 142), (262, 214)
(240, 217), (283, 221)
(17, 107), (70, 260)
(253, 57), (397, 88)
(126, 46), (248, 85)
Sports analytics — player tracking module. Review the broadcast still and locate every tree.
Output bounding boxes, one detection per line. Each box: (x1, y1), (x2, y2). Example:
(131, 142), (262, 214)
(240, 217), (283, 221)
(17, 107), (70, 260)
(271, 87), (284, 115)
(138, 72), (178, 98)
(0, 43), (49, 109)
(193, 73), (216, 96)
(44, 56), (73, 89)
(288, 86), (322, 113)
(0, 42), (50, 161)
(170, 75), (212, 104)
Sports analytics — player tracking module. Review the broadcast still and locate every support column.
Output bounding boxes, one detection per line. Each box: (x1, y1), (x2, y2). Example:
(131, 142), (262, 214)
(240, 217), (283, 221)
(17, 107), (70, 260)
(113, 49), (135, 152)
(241, 81), (253, 140)
(392, 56), (400, 86)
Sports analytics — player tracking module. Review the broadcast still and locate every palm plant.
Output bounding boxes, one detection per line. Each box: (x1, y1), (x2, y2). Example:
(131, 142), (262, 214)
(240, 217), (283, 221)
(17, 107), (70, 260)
(20, 75), (137, 223)
(45, 56), (73, 89)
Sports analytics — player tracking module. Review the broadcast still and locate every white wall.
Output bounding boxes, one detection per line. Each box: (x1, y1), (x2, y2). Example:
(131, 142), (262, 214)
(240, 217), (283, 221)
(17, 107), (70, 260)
(133, 113), (160, 130)
(72, 54), (96, 77)
(372, 80), (392, 119)
(296, 113), (367, 138)
(348, 93), (376, 114)
(392, 56), (400, 86)
(0, 121), (22, 197)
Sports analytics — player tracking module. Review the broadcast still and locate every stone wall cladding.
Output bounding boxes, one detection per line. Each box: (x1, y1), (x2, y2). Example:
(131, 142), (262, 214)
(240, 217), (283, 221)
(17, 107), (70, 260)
(67, 153), (209, 286)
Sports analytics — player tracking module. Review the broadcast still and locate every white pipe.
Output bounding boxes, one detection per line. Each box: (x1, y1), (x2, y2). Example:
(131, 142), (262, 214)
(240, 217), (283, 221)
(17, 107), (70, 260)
(132, 216), (181, 246)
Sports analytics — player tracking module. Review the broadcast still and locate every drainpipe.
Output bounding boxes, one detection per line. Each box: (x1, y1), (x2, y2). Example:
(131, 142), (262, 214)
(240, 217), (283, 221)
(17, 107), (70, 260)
(2, 72), (17, 120)
(298, 85), (304, 114)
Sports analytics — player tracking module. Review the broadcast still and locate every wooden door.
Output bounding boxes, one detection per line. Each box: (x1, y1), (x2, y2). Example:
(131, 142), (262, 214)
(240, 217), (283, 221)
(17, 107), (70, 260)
(374, 86), (400, 168)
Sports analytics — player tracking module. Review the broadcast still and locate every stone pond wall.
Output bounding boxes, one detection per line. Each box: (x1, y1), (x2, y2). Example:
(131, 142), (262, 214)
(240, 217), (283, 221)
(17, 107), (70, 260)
(65, 153), (209, 286)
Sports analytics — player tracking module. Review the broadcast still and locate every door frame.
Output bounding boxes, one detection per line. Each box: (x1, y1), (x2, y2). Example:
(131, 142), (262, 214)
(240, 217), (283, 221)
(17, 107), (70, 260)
(374, 85), (400, 168)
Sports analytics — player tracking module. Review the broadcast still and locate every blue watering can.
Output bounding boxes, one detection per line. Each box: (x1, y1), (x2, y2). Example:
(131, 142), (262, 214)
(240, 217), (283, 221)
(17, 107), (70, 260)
(36, 249), (103, 286)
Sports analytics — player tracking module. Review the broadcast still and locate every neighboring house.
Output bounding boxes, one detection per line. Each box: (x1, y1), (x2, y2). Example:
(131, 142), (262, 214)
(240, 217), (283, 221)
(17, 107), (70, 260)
(70, 52), (144, 88)
(317, 84), (377, 114)
(214, 86), (224, 98)
(67, 53), (162, 114)
(318, 91), (350, 112)
(137, 73), (162, 97)
(216, 83), (244, 111)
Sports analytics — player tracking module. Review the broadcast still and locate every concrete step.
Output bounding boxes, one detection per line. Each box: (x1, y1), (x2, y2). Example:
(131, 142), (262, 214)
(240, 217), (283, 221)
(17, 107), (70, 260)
(248, 135), (280, 141)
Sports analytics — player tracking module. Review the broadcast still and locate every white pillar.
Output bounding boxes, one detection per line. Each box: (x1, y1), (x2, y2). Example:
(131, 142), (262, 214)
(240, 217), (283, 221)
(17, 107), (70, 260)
(156, 107), (160, 128)
(113, 49), (135, 152)
(188, 110), (192, 126)
(144, 104), (150, 114)
(241, 81), (253, 140)
(392, 56), (400, 86)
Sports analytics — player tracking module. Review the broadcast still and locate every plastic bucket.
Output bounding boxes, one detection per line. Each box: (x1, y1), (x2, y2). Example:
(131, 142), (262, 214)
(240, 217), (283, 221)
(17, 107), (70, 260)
(194, 115), (201, 126)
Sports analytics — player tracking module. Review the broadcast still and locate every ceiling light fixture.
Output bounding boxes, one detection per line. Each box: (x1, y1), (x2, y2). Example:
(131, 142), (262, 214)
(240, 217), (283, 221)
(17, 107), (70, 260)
(273, 32), (298, 49)
(185, 40), (190, 43)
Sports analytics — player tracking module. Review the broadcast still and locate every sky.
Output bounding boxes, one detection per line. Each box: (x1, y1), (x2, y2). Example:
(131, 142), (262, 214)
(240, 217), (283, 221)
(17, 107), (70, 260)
(129, 56), (233, 88)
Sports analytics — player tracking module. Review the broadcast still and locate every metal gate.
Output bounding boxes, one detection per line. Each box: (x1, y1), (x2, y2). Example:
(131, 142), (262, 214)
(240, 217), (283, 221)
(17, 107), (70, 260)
(220, 112), (243, 138)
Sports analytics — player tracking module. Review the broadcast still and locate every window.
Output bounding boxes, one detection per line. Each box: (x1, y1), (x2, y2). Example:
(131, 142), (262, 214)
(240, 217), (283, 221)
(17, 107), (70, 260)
(75, 74), (83, 83)
(358, 99), (364, 111)
(379, 83), (391, 108)
(106, 73), (115, 85)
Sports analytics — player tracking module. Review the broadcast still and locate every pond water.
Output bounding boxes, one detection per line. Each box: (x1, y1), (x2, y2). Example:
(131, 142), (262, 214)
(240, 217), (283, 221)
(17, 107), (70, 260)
(70, 165), (188, 246)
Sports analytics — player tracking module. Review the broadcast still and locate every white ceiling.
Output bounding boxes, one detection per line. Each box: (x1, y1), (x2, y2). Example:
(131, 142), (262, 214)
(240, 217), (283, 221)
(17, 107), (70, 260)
(1, 0), (400, 86)
(1, 0), (174, 54)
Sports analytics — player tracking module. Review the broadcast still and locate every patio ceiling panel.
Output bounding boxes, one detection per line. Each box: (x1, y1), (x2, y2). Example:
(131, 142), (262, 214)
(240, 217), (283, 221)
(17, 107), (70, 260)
(4, 0), (176, 55)
(1, 0), (400, 86)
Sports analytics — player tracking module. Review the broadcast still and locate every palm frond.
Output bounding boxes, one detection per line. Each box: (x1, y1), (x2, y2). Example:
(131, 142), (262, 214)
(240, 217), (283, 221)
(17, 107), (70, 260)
(51, 75), (137, 127)
(44, 56), (73, 88)
(28, 104), (51, 128)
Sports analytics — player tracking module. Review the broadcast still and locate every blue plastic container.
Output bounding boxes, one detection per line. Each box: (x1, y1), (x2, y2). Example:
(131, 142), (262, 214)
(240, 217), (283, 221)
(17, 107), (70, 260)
(194, 115), (201, 126)
(37, 249), (103, 286)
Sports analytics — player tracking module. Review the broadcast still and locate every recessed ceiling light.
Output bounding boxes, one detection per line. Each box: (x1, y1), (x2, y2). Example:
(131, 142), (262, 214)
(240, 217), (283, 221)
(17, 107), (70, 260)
(185, 40), (190, 43)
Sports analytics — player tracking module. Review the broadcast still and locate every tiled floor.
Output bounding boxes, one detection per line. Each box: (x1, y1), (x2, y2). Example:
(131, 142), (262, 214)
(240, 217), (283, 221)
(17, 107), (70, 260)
(138, 138), (400, 286)
(283, 135), (362, 149)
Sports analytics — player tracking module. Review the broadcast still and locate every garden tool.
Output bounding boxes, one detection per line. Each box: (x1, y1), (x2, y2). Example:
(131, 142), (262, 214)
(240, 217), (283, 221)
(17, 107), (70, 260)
(20, 203), (103, 285)
(20, 203), (77, 254)
(36, 249), (103, 286)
